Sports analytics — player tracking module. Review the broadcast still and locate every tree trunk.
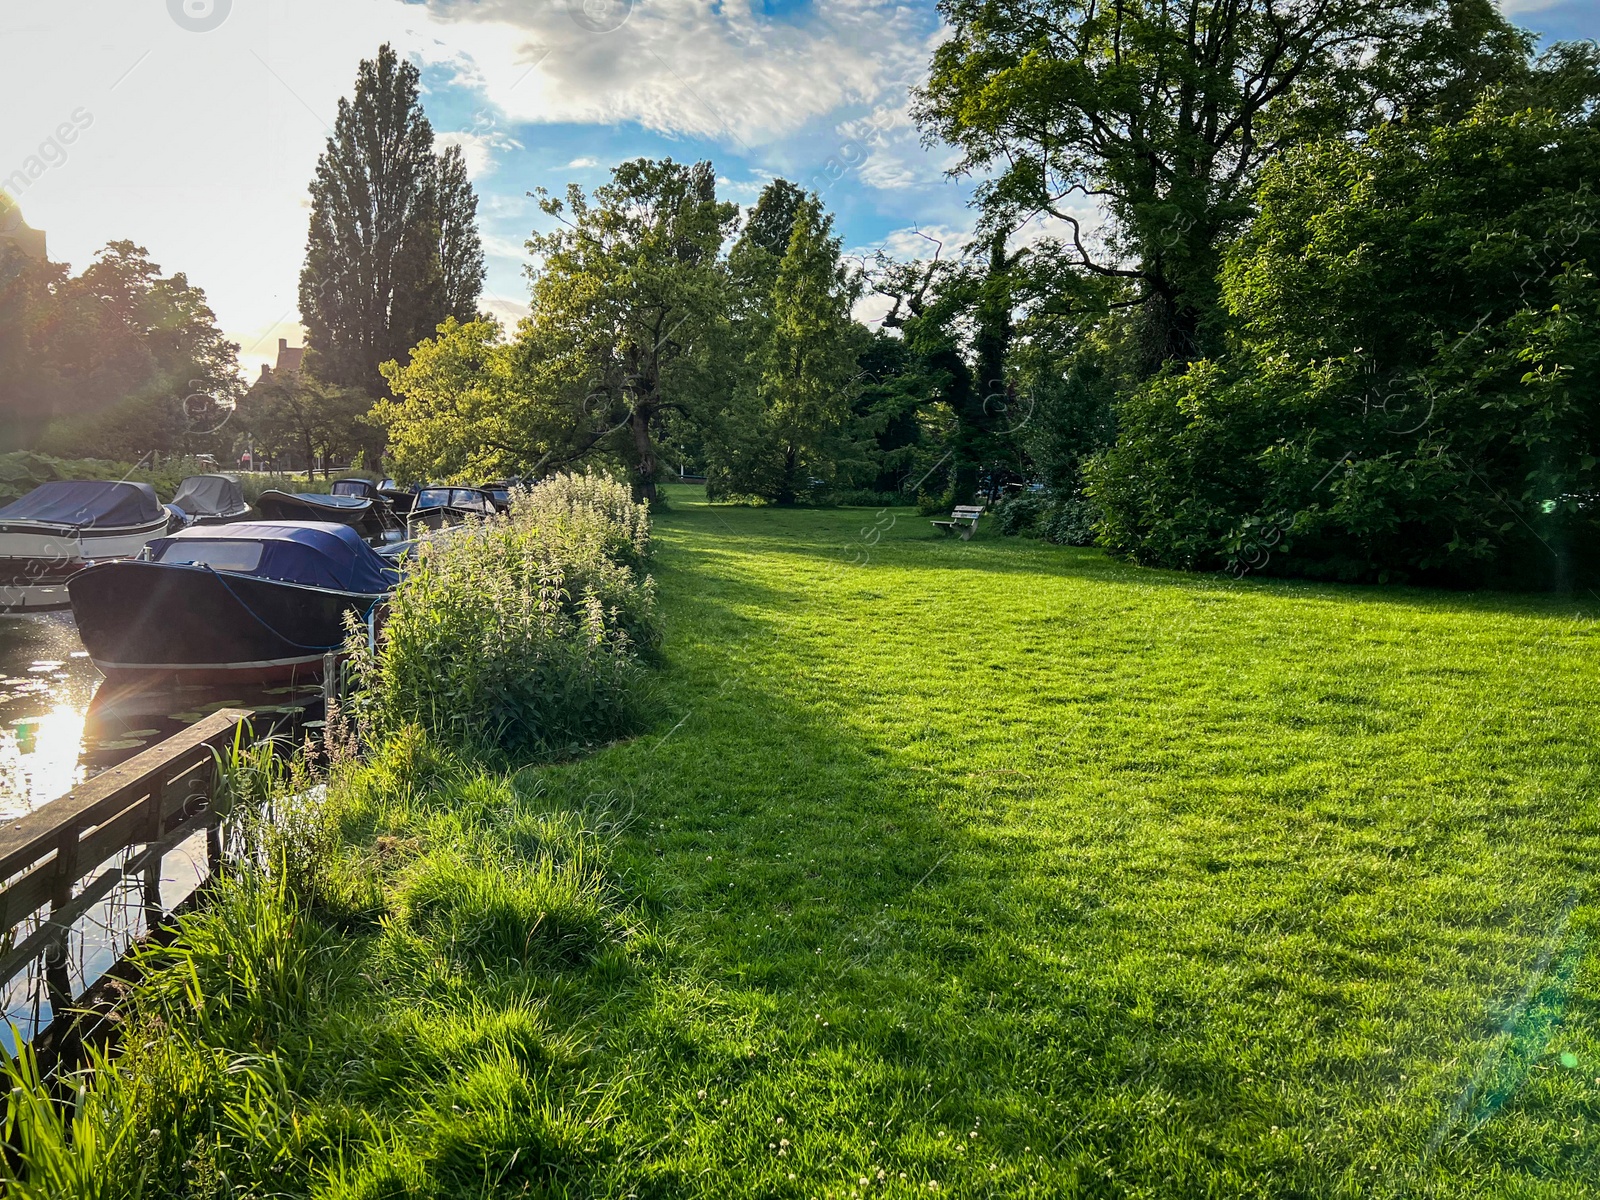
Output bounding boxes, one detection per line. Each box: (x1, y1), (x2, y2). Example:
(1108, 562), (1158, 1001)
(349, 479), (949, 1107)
(629, 401), (658, 504)
(777, 445), (798, 506)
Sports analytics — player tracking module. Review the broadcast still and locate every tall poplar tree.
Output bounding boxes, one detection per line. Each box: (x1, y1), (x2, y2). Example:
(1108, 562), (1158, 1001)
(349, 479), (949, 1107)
(299, 44), (485, 393)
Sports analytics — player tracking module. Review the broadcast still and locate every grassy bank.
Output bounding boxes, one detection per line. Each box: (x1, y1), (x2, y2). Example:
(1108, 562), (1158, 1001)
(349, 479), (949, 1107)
(11, 485), (1600, 1197)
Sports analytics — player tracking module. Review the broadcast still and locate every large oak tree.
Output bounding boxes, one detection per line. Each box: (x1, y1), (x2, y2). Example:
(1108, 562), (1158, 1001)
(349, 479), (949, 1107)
(915, 0), (1549, 370)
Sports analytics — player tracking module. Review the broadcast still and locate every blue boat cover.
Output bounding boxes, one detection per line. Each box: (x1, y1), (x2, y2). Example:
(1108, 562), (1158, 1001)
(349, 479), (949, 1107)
(150, 522), (398, 593)
(0, 480), (164, 528)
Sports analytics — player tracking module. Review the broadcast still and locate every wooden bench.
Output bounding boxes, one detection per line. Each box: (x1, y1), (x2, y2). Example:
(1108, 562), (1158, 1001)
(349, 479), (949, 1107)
(931, 504), (985, 540)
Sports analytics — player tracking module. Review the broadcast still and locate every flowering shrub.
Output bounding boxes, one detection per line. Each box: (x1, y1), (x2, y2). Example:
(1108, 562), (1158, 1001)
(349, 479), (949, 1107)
(348, 471), (657, 758)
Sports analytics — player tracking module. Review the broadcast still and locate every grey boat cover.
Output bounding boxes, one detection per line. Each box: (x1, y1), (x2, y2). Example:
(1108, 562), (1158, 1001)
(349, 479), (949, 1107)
(0, 480), (165, 529)
(171, 474), (247, 519)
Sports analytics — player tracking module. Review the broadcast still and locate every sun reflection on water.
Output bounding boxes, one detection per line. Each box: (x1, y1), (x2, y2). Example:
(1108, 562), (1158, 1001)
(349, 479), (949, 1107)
(0, 613), (102, 821)
(1, 701), (93, 816)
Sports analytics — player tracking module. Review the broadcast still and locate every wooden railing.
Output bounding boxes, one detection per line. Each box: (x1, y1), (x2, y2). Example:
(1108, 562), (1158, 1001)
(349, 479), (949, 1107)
(0, 709), (253, 1034)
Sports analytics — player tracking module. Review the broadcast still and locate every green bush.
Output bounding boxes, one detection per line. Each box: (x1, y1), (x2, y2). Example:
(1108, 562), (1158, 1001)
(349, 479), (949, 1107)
(993, 491), (1100, 546)
(994, 491), (1045, 536)
(1090, 109), (1600, 587)
(0, 450), (222, 508)
(1040, 495), (1101, 547)
(349, 470), (658, 758)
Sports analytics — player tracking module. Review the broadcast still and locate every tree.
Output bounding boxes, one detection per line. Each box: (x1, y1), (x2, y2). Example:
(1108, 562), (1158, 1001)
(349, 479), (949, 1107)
(437, 144), (487, 321)
(376, 316), (567, 483)
(727, 177), (808, 305)
(11, 241), (244, 459)
(1088, 107), (1600, 589)
(299, 44), (485, 394)
(916, 0), (1546, 370)
(866, 231), (1032, 504)
(709, 196), (865, 503)
(0, 241), (67, 451)
(246, 371), (376, 481)
(522, 159), (737, 502)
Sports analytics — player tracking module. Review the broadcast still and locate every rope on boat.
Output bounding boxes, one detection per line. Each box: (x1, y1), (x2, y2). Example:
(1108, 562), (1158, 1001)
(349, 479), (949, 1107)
(202, 565), (382, 654)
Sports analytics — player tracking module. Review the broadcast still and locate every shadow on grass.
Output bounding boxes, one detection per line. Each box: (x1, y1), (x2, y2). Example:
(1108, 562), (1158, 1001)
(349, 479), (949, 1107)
(527, 514), (1600, 1197)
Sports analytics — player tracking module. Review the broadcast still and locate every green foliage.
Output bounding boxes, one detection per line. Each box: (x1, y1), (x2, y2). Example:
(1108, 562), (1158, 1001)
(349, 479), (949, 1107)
(348, 471), (657, 758)
(705, 193), (866, 504)
(993, 489), (1101, 545)
(522, 159), (738, 502)
(917, 0), (1549, 368)
(242, 372), (377, 480)
(1092, 108), (1600, 586)
(376, 317), (558, 485)
(1039, 494), (1100, 546)
(299, 43), (485, 394)
(2, 241), (243, 457)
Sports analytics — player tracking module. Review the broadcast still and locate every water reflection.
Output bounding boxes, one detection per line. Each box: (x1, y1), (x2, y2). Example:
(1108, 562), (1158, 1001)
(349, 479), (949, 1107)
(0, 613), (100, 818)
(0, 613), (323, 820)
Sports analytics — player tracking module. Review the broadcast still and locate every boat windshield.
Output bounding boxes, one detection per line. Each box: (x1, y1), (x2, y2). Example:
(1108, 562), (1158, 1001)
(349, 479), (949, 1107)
(415, 488), (452, 509)
(153, 540), (265, 573)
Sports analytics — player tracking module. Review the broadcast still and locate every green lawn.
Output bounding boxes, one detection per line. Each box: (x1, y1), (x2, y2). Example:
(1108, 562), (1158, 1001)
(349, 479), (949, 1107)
(539, 487), (1600, 1197)
(25, 487), (1600, 1198)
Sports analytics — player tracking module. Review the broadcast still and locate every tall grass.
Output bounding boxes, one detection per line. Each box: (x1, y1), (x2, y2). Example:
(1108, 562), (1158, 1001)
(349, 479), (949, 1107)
(348, 470), (658, 759)
(0, 728), (630, 1198)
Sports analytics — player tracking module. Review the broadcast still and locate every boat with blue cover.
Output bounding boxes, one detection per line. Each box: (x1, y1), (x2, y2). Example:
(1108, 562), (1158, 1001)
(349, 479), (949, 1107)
(67, 522), (398, 682)
(0, 480), (176, 613)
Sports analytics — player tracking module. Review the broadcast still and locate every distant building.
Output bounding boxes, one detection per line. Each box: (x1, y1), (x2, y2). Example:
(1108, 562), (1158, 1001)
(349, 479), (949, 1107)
(258, 338), (306, 381)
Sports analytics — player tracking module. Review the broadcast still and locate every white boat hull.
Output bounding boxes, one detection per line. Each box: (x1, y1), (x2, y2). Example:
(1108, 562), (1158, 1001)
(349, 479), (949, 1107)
(0, 516), (172, 615)
(0, 581), (73, 613)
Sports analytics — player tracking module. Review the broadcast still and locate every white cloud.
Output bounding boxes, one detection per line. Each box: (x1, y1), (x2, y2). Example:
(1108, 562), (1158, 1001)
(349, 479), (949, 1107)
(716, 169), (776, 204)
(480, 295), (530, 332)
(852, 290), (896, 328)
(435, 129), (523, 178)
(1496, 0), (1564, 13)
(412, 0), (933, 145)
(875, 223), (973, 262)
(829, 98), (958, 192)
(565, 155), (600, 169)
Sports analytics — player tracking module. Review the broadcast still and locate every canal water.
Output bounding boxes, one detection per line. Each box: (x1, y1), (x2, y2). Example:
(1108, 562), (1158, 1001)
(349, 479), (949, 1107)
(0, 612), (322, 819)
(0, 610), (325, 1046)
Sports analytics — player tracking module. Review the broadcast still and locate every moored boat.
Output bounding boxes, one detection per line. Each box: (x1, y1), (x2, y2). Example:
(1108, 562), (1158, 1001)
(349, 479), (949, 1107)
(68, 522), (398, 682)
(409, 486), (499, 531)
(170, 473), (250, 526)
(254, 488), (405, 546)
(0, 481), (174, 613)
(477, 482), (515, 514)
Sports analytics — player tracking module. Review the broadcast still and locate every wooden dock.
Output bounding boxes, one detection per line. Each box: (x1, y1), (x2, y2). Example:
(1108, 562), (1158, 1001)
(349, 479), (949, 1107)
(0, 708), (253, 1047)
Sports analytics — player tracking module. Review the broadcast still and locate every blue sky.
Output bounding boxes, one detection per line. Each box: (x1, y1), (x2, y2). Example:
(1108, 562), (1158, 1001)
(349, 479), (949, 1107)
(0, 0), (1593, 375)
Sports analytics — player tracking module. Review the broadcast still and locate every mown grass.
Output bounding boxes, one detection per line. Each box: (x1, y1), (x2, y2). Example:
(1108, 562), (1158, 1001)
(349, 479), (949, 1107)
(10, 485), (1600, 1198)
